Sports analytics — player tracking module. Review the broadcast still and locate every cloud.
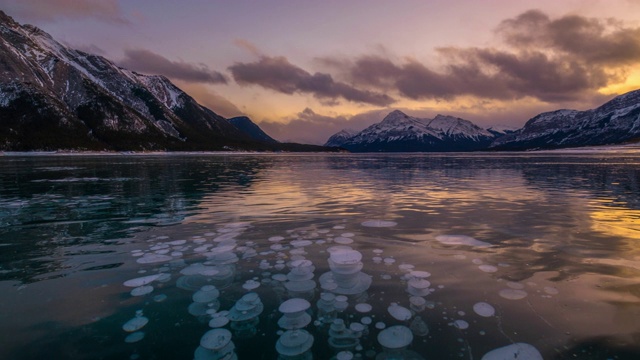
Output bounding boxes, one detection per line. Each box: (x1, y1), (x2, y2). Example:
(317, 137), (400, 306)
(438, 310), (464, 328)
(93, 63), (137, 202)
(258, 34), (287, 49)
(233, 38), (264, 57)
(258, 107), (391, 145)
(0, 0), (128, 23)
(228, 55), (395, 106)
(119, 49), (228, 84)
(318, 10), (640, 104)
(496, 10), (640, 66)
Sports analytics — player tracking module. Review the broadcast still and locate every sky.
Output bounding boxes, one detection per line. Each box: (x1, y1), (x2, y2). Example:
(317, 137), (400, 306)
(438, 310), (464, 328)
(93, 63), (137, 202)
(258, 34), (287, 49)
(2, 0), (640, 144)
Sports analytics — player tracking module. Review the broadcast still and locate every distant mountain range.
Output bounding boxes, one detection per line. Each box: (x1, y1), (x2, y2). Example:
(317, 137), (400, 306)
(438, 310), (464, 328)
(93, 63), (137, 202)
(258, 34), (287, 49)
(326, 90), (640, 152)
(325, 110), (515, 152)
(0, 11), (333, 152)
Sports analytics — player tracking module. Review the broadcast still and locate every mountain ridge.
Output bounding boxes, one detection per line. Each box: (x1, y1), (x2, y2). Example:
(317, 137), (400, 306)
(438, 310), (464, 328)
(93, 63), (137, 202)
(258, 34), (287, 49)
(325, 110), (504, 152)
(0, 11), (330, 152)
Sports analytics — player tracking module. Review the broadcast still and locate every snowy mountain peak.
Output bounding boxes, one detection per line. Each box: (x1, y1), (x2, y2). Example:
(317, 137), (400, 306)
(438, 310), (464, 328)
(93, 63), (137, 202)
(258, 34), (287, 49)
(325, 110), (499, 151)
(380, 110), (413, 125)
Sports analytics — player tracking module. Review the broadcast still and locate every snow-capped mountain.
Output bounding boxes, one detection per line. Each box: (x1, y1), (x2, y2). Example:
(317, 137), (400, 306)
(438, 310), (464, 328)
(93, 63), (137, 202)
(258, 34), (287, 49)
(325, 110), (499, 152)
(325, 129), (357, 147)
(0, 11), (299, 151)
(490, 89), (640, 150)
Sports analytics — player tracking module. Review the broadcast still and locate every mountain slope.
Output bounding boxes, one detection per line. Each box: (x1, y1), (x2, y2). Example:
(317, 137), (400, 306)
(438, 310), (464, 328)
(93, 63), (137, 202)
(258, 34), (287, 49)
(490, 90), (640, 150)
(229, 116), (278, 143)
(326, 110), (499, 152)
(0, 11), (300, 151)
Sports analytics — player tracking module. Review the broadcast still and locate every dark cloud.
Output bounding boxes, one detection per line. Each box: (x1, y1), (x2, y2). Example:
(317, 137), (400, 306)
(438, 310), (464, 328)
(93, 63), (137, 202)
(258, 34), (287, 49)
(0, 0), (128, 23)
(497, 10), (640, 66)
(319, 10), (640, 104)
(119, 49), (228, 84)
(228, 56), (395, 106)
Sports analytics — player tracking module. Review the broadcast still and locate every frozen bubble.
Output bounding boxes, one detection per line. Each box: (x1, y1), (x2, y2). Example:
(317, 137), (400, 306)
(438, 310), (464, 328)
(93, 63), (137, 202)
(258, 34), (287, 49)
(350, 322), (365, 333)
(200, 328), (232, 351)
(322, 294), (342, 303)
(272, 274), (288, 282)
(435, 235), (491, 247)
(153, 294), (167, 302)
(409, 270), (431, 279)
(334, 237), (354, 244)
(480, 343), (543, 360)
(193, 285), (220, 303)
(337, 350), (354, 360)
(136, 254), (172, 264)
(330, 249), (362, 264)
(335, 300), (348, 311)
(242, 279), (261, 290)
(383, 257), (396, 265)
(200, 268), (220, 277)
(372, 257), (383, 263)
(499, 289), (528, 300)
(453, 320), (469, 330)
(169, 240), (187, 245)
(388, 304), (412, 321)
(291, 240), (313, 247)
(398, 264), (415, 272)
(506, 282), (525, 289)
(180, 263), (206, 275)
(381, 274), (392, 280)
(472, 258), (484, 265)
(478, 265), (498, 273)
(544, 286), (559, 295)
(276, 329), (314, 356)
(340, 232), (355, 237)
(123, 274), (162, 287)
(279, 298), (311, 314)
(473, 302), (495, 317)
(361, 316), (372, 325)
(361, 220), (397, 228)
(124, 331), (145, 343)
(375, 322), (386, 330)
(333, 225), (346, 230)
(122, 316), (149, 332)
(130, 285), (153, 297)
(378, 325), (412, 349)
(208, 316), (229, 328)
(373, 249), (384, 254)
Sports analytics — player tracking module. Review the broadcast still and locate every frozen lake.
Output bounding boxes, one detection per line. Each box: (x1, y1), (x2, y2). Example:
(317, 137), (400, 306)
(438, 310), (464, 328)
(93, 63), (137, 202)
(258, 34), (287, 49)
(0, 152), (639, 359)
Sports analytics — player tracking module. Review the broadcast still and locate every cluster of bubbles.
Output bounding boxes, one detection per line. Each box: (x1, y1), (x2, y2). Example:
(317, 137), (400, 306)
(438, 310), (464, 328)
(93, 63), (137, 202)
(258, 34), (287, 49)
(120, 220), (546, 359)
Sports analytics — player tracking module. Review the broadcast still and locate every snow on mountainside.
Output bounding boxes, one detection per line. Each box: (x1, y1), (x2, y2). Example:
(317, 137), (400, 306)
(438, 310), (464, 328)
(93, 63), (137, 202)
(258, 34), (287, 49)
(325, 110), (499, 152)
(0, 11), (299, 151)
(490, 89), (640, 150)
(325, 129), (357, 147)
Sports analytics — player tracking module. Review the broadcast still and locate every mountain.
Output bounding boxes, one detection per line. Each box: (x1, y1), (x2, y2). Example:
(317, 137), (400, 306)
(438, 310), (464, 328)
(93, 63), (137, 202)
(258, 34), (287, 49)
(325, 110), (499, 152)
(228, 116), (278, 144)
(0, 11), (330, 152)
(325, 129), (357, 147)
(490, 90), (640, 150)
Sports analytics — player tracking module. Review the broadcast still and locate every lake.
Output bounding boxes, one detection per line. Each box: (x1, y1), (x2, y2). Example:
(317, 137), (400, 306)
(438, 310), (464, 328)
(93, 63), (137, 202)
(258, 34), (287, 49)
(0, 152), (639, 360)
